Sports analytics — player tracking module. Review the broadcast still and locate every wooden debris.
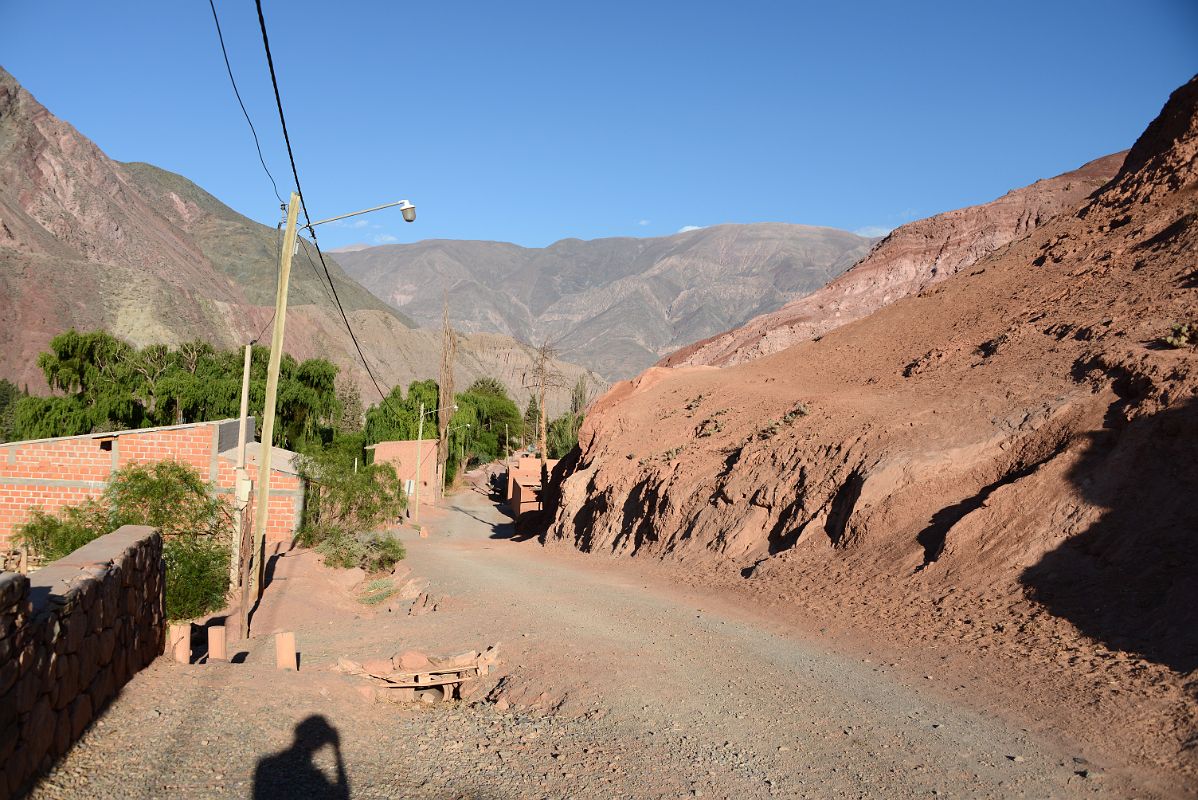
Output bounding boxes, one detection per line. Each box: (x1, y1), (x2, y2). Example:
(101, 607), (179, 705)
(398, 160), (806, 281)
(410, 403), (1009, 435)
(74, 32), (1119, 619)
(335, 644), (499, 702)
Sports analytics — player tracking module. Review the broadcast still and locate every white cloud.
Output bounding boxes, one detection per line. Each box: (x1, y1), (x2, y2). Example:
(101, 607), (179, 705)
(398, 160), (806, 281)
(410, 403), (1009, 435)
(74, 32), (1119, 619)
(637, 219), (650, 227)
(373, 233), (399, 244)
(334, 218), (372, 229)
(677, 225), (703, 233)
(853, 225), (893, 237)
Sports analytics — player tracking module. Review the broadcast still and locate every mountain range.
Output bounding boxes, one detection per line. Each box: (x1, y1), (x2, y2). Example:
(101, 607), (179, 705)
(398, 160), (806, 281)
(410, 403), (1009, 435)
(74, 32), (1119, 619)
(333, 223), (874, 380)
(0, 67), (594, 414)
(663, 152), (1126, 368)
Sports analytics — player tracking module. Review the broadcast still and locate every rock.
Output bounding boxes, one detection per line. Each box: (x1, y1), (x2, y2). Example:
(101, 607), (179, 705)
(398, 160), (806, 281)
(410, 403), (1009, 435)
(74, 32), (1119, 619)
(393, 650), (432, 671)
(361, 658), (394, 675)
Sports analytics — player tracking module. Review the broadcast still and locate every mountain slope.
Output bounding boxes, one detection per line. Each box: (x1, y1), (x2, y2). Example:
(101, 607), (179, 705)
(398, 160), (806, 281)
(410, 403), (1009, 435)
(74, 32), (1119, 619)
(546, 77), (1198, 782)
(664, 153), (1126, 368)
(0, 67), (594, 412)
(334, 223), (874, 380)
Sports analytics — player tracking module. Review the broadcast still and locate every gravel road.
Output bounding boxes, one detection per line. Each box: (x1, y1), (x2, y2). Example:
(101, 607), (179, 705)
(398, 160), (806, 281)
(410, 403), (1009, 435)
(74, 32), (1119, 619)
(28, 485), (1152, 798)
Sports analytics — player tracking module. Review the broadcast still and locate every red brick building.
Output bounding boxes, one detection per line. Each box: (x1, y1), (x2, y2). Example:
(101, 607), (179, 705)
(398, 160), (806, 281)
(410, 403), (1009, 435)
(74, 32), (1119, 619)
(0, 419), (304, 547)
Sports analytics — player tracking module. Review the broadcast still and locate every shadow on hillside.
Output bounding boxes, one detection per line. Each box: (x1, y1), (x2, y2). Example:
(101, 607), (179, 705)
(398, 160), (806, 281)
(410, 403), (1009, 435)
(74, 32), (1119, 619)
(1019, 395), (1198, 672)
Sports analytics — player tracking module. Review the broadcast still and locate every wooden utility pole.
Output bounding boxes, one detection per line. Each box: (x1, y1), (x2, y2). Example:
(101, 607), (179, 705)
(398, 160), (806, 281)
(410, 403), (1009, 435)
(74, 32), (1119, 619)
(413, 401), (425, 524)
(437, 295), (456, 492)
(249, 191), (301, 606)
(231, 343), (252, 609)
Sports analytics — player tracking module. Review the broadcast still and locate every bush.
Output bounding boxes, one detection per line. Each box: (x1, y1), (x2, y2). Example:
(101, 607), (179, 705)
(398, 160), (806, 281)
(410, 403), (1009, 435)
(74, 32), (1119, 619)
(307, 525), (405, 574)
(16, 460), (232, 621)
(297, 435), (407, 573)
(107, 460), (231, 538)
(17, 500), (109, 561)
(1163, 321), (1197, 348)
(164, 536), (230, 621)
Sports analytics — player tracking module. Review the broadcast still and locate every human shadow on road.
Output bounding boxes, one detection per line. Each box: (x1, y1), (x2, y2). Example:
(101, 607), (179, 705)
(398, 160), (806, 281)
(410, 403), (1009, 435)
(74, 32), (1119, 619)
(253, 715), (350, 799)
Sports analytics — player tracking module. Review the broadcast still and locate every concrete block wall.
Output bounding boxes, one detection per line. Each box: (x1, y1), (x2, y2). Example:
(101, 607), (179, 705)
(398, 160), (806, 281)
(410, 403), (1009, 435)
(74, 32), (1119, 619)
(0, 526), (164, 798)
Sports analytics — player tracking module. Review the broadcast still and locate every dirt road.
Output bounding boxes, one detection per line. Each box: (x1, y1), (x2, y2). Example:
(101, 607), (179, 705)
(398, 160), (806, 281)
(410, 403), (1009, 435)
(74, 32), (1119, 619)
(30, 484), (1159, 798)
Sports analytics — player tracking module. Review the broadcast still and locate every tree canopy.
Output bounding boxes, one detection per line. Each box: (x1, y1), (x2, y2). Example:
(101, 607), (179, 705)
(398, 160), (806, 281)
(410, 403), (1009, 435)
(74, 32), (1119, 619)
(8, 330), (339, 448)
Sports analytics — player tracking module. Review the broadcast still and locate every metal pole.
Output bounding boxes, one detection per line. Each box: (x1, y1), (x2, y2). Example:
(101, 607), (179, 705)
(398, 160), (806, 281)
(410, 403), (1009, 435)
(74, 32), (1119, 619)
(413, 402), (424, 524)
(249, 191), (301, 606)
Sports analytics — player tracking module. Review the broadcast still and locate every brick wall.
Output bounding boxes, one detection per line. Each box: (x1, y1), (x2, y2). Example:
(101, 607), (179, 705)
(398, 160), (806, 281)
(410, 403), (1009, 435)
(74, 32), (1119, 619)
(0, 525), (164, 798)
(0, 421), (304, 547)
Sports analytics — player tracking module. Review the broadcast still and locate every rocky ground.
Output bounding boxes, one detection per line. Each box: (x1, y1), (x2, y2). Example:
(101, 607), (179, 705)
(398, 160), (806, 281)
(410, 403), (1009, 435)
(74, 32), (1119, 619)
(25, 483), (1176, 799)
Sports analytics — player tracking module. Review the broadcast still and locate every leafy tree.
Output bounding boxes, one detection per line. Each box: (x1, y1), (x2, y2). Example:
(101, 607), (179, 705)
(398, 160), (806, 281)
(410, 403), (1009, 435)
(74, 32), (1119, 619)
(0, 378), (25, 441)
(444, 379), (522, 479)
(333, 376), (364, 435)
(547, 411), (583, 459)
(523, 396), (539, 447)
(9, 330), (340, 448)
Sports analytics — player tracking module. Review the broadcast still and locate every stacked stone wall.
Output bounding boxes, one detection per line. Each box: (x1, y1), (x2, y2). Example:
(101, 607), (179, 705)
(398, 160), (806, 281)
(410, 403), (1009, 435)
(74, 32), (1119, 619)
(0, 525), (164, 798)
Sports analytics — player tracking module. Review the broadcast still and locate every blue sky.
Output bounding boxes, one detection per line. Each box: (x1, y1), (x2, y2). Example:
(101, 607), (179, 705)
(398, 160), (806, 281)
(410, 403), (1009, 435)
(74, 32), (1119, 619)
(2, 1), (1195, 249)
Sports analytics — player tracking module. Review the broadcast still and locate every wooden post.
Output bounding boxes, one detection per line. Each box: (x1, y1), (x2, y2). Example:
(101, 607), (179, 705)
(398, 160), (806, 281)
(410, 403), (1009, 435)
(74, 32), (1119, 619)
(275, 631), (297, 671)
(208, 626), (227, 662)
(169, 623), (190, 664)
(413, 402), (424, 524)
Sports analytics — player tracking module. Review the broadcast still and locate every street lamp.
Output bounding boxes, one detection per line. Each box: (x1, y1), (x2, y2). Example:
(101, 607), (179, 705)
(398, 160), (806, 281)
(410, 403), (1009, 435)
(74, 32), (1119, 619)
(248, 192), (415, 609)
(303, 198), (417, 231)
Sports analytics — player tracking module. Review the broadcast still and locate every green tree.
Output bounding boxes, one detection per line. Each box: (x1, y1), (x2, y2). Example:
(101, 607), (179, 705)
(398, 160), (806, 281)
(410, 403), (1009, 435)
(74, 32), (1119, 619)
(443, 378), (522, 479)
(9, 331), (341, 448)
(523, 396), (539, 446)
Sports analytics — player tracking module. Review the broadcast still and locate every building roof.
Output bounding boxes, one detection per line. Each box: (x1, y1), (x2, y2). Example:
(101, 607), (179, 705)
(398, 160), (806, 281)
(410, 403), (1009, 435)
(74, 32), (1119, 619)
(218, 442), (301, 476)
(0, 418), (242, 448)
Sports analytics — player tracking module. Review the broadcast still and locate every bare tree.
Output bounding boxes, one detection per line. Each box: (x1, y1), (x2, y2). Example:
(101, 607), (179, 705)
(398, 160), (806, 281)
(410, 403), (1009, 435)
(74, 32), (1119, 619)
(521, 338), (570, 472)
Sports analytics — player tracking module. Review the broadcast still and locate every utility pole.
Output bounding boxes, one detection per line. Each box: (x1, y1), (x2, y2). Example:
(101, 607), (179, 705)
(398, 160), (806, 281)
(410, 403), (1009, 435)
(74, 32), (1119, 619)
(232, 343), (252, 604)
(437, 295), (456, 498)
(249, 191), (300, 605)
(413, 401), (425, 525)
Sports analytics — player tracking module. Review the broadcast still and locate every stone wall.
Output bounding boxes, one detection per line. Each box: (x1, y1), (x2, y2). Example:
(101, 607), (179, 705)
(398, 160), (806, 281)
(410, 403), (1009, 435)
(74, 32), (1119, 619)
(0, 525), (164, 799)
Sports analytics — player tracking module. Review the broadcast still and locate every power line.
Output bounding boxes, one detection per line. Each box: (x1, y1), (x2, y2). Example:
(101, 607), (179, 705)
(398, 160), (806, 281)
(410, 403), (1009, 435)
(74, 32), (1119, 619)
(253, 0), (394, 405)
(207, 0), (284, 206)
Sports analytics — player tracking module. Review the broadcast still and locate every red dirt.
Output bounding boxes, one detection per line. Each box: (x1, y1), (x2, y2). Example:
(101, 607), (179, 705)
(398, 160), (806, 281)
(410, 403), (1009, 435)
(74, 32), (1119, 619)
(546, 75), (1198, 792)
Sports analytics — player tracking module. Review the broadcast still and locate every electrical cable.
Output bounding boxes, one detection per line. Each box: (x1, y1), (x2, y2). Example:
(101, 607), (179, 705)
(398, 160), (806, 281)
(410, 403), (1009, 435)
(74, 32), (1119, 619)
(254, 0), (393, 403)
(207, 0), (284, 206)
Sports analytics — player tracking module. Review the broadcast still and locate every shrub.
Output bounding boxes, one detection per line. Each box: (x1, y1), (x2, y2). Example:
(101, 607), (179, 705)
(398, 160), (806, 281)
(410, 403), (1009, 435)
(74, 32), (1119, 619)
(16, 460), (231, 621)
(297, 436), (407, 573)
(1163, 321), (1197, 348)
(17, 499), (109, 561)
(309, 526), (405, 574)
(163, 535), (230, 621)
(107, 460), (232, 538)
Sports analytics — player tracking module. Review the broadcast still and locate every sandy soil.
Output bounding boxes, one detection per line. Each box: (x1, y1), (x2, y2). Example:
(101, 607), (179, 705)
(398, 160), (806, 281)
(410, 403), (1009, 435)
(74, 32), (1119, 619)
(27, 483), (1171, 799)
